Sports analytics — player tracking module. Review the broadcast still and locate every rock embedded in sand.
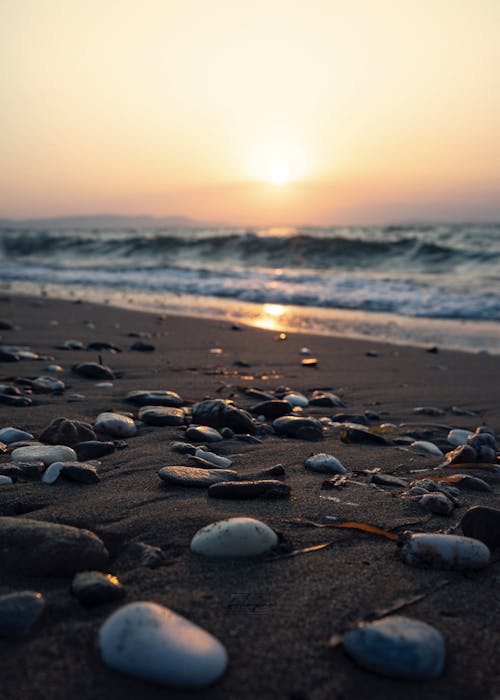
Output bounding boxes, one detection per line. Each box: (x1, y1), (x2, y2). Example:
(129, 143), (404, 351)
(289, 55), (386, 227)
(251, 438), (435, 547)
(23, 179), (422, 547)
(138, 406), (185, 426)
(0, 427), (35, 444)
(125, 390), (183, 407)
(399, 532), (490, 570)
(60, 461), (100, 484)
(304, 453), (347, 474)
(0, 517), (108, 575)
(410, 441), (443, 457)
(0, 591), (46, 639)
(72, 362), (115, 380)
(185, 425), (223, 443)
(419, 492), (454, 516)
(98, 601), (228, 687)
(461, 506), (500, 550)
(73, 440), (115, 460)
(368, 473), (408, 488)
(413, 406), (446, 416)
(61, 339), (84, 350)
(450, 474), (492, 492)
(340, 427), (388, 445)
(130, 340), (155, 352)
(12, 444), (77, 465)
(72, 571), (125, 606)
(39, 417), (96, 446)
(170, 441), (198, 454)
(249, 400), (292, 420)
(32, 376), (65, 393)
(94, 412), (137, 437)
(308, 391), (345, 408)
(191, 399), (256, 434)
(342, 616), (445, 681)
(207, 479), (291, 499)
(272, 415), (323, 440)
(191, 517), (278, 558)
(158, 465), (237, 487)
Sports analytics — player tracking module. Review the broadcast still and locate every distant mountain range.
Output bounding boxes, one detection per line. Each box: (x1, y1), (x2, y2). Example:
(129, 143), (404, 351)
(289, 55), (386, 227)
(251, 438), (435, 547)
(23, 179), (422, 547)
(0, 214), (225, 229)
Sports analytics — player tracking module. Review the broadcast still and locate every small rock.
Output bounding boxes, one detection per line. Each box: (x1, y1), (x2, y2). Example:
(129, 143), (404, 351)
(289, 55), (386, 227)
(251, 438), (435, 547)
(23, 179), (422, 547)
(410, 441), (443, 457)
(74, 440), (115, 460)
(191, 517), (278, 557)
(468, 431), (496, 450)
(450, 474), (492, 492)
(249, 400), (292, 419)
(413, 407), (445, 416)
(124, 542), (166, 568)
(0, 427), (35, 444)
(0, 475), (13, 485)
(130, 340), (155, 352)
(461, 506), (500, 549)
(447, 429), (474, 447)
(0, 464), (21, 480)
(46, 364), (64, 372)
(368, 474), (408, 488)
(61, 462), (100, 484)
(158, 466), (237, 487)
(0, 517), (109, 575)
(98, 602), (228, 687)
(185, 425), (223, 443)
(207, 480), (290, 499)
(138, 406), (185, 426)
(0, 591), (46, 639)
(304, 453), (346, 475)
(243, 465), (285, 480)
(61, 339), (84, 350)
(475, 445), (497, 463)
(32, 376), (65, 393)
(333, 413), (370, 426)
(301, 357), (318, 367)
(283, 392), (309, 407)
(125, 390), (183, 407)
(232, 433), (262, 443)
(87, 342), (122, 353)
(39, 417), (96, 446)
(191, 399), (256, 434)
(444, 444), (477, 465)
(398, 532), (490, 570)
(340, 428), (388, 445)
(94, 412), (137, 438)
(12, 444), (77, 465)
(170, 441), (198, 455)
(194, 449), (232, 468)
(72, 571), (125, 606)
(0, 394), (32, 406)
(308, 392), (345, 408)
(42, 462), (63, 484)
(419, 492), (454, 516)
(342, 616), (445, 680)
(273, 416), (323, 440)
(72, 362), (115, 380)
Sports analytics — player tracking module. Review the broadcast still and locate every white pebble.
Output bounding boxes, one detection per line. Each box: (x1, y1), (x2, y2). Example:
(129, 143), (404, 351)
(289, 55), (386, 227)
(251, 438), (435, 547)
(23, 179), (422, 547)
(191, 517), (278, 558)
(0, 427), (35, 444)
(284, 392), (309, 407)
(400, 533), (490, 570)
(410, 441), (443, 457)
(94, 412), (137, 437)
(12, 444), (77, 466)
(0, 475), (13, 486)
(98, 601), (227, 687)
(304, 453), (347, 474)
(195, 449), (232, 468)
(447, 429), (474, 447)
(42, 462), (63, 484)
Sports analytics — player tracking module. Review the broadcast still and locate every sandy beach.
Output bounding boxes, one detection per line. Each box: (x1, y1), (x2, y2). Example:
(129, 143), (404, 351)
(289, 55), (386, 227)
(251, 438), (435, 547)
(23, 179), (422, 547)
(0, 294), (498, 700)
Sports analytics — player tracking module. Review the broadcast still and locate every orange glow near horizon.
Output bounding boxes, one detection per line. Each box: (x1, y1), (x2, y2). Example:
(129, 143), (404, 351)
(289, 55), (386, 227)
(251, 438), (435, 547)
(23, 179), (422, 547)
(0, 1), (499, 224)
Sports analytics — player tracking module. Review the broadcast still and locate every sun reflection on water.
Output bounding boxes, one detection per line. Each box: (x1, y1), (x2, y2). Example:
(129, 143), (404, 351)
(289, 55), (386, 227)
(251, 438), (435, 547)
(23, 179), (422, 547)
(252, 303), (286, 331)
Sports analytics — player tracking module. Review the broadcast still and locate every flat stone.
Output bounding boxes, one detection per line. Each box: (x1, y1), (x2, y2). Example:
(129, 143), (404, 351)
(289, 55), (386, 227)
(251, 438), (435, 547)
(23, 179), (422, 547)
(98, 602), (228, 687)
(343, 616), (445, 680)
(185, 425), (223, 443)
(208, 480), (291, 499)
(194, 449), (232, 468)
(0, 591), (46, 639)
(42, 462), (63, 484)
(94, 412), (137, 437)
(333, 413), (370, 426)
(273, 416), (323, 440)
(249, 400), (292, 419)
(340, 428), (388, 445)
(72, 362), (115, 380)
(74, 440), (115, 460)
(138, 406), (185, 426)
(130, 340), (155, 352)
(32, 376), (65, 393)
(283, 392), (309, 407)
(0, 427), (34, 444)
(0, 394), (32, 406)
(0, 517), (108, 575)
(410, 441), (443, 457)
(450, 474), (492, 492)
(72, 571), (125, 606)
(461, 506), (500, 549)
(399, 532), (490, 570)
(368, 473), (408, 487)
(125, 390), (183, 407)
(12, 444), (77, 465)
(413, 406), (446, 416)
(305, 453), (346, 474)
(170, 441), (198, 454)
(60, 462), (100, 484)
(191, 399), (256, 434)
(39, 417), (96, 446)
(191, 517), (278, 558)
(308, 392), (345, 408)
(158, 466), (237, 487)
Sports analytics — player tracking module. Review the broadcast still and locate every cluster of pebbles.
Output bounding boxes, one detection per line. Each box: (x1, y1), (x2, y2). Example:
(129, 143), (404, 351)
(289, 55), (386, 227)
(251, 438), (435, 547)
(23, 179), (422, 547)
(0, 325), (499, 688)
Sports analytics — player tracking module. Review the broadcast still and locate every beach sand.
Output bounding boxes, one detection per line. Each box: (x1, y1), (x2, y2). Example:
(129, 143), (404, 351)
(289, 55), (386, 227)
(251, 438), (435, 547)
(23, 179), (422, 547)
(0, 294), (498, 700)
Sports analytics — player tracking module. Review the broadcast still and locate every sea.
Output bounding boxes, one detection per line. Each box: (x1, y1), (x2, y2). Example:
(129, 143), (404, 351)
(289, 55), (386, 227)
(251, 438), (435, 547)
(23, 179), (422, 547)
(1, 223), (499, 353)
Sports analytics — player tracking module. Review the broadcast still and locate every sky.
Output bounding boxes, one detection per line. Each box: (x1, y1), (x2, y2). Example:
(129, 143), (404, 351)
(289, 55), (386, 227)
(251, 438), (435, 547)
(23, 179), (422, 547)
(1, 0), (499, 225)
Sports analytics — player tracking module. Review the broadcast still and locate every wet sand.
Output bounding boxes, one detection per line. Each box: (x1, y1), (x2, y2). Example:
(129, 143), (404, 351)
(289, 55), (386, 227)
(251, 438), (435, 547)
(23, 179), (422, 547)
(0, 294), (498, 700)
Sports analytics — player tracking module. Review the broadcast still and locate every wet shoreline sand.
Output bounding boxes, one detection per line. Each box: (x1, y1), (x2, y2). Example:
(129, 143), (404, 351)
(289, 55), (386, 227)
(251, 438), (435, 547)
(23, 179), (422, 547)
(0, 294), (498, 699)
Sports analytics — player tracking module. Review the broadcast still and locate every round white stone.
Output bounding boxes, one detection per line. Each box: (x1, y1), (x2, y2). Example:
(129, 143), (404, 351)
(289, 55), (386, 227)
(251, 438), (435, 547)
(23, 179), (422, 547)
(94, 412), (137, 437)
(304, 453), (347, 474)
(410, 441), (443, 457)
(42, 462), (63, 484)
(400, 533), (490, 570)
(98, 601), (227, 687)
(191, 517), (278, 558)
(284, 392), (309, 407)
(195, 449), (232, 468)
(447, 429), (474, 447)
(11, 444), (77, 466)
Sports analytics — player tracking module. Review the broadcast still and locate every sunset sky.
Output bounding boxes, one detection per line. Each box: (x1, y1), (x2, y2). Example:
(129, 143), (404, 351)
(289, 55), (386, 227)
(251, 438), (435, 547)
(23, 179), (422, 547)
(1, 0), (499, 225)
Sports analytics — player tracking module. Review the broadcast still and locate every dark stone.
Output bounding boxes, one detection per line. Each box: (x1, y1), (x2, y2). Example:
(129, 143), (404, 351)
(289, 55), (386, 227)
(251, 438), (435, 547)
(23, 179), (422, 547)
(413, 406), (446, 416)
(0, 320), (13, 330)
(273, 416), (323, 440)
(340, 428), (388, 445)
(0, 351), (20, 362)
(453, 475), (492, 492)
(71, 571), (125, 606)
(138, 406), (185, 426)
(368, 473), (408, 487)
(0, 464), (21, 480)
(0, 517), (109, 576)
(332, 413), (370, 426)
(72, 362), (115, 380)
(221, 427), (234, 439)
(0, 591), (45, 638)
(0, 394), (31, 406)
(185, 425), (223, 443)
(170, 441), (197, 455)
(475, 445), (497, 463)
(232, 433), (262, 444)
(242, 465), (286, 480)
(191, 399), (256, 434)
(468, 432), (496, 451)
(208, 479), (291, 499)
(240, 387), (274, 401)
(461, 506), (500, 549)
(130, 341), (155, 352)
(125, 390), (183, 407)
(61, 462), (100, 484)
(309, 393), (345, 408)
(74, 440), (115, 460)
(0, 384), (22, 396)
(444, 444), (477, 464)
(87, 342), (122, 353)
(39, 417), (96, 446)
(158, 465), (237, 487)
(250, 400), (292, 420)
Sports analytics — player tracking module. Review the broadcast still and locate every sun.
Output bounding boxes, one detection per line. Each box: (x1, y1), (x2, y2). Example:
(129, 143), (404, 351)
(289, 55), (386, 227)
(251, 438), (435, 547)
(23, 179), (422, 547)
(269, 163), (289, 186)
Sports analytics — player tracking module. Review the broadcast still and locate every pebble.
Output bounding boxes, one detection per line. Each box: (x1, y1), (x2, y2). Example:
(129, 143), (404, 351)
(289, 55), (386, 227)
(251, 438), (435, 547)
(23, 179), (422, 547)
(0, 319), (13, 330)
(419, 492), (454, 516)
(94, 412), (137, 437)
(368, 473), (408, 488)
(0, 394), (32, 406)
(232, 433), (262, 444)
(447, 429), (474, 447)
(273, 416), (323, 440)
(191, 399), (256, 434)
(72, 362), (115, 380)
(32, 376), (65, 393)
(444, 444), (477, 464)
(195, 449), (232, 468)
(12, 444), (77, 465)
(125, 390), (183, 407)
(40, 417), (96, 445)
(96, 382), (113, 388)
(304, 453), (347, 475)
(340, 428), (388, 445)
(410, 441), (444, 457)
(0, 427), (35, 444)
(342, 616), (445, 680)
(74, 440), (115, 460)
(138, 406), (185, 426)
(186, 425), (223, 443)
(301, 357), (318, 367)
(60, 462), (100, 484)
(0, 465), (21, 480)
(170, 441), (198, 454)
(461, 506), (500, 549)
(46, 364), (64, 372)
(72, 571), (125, 606)
(130, 340), (155, 352)
(61, 339), (84, 350)
(42, 462), (63, 484)
(283, 392), (309, 407)
(98, 601), (228, 687)
(0, 475), (13, 485)
(334, 413), (370, 426)
(123, 542), (165, 568)
(0, 517), (109, 575)
(449, 474), (492, 492)
(87, 341), (122, 353)
(398, 532), (490, 570)
(191, 517), (278, 557)
(249, 399), (292, 419)
(308, 391), (345, 408)
(0, 591), (46, 639)
(207, 480), (291, 499)
(243, 465), (286, 480)
(413, 406), (445, 416)
(158, 466), (237, 487)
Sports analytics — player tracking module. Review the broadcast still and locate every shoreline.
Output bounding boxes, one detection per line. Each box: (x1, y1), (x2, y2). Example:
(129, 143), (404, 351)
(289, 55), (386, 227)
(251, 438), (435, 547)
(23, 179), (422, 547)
(0, 294), (499, 700)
